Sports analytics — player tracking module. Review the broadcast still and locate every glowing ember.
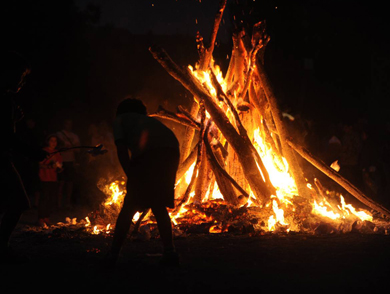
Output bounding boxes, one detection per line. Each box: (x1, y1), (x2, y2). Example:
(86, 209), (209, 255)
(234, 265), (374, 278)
(330, 160), (340, 172)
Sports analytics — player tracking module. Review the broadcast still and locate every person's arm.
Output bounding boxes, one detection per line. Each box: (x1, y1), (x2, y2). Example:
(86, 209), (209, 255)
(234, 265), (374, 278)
(115, 139), (131, 177)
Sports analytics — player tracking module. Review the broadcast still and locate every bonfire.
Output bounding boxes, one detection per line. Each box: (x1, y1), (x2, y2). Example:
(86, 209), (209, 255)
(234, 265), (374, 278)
(55, 1), (389, 237)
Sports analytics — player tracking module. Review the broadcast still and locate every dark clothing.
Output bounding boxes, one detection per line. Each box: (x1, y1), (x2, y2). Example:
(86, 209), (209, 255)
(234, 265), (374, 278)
(58, 161), (76, 182)
(1, 96), (45, 212)
(124, 147), (180, 210)
(113, 113), (180, 210)
(0, 159), (30, 212)
(113, 113), (179, 159)
(1, 97), (29, 212)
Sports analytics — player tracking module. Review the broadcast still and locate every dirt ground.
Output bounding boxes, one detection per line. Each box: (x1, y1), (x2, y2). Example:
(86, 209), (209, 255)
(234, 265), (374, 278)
(1, 206), (390, 294)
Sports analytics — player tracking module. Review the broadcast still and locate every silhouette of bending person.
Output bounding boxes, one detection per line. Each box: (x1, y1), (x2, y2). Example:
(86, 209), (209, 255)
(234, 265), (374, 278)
(107, 98), (180, 266)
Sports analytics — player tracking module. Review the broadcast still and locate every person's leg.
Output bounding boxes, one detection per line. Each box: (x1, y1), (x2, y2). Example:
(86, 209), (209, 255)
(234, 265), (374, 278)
(151, 206), (175, 252)
(57, 180), (65, 208)
(64, 181), (74, 208)
(110, 196), (138, 258)
(37, 182), (49, 224)
(151, 206), (180, 266)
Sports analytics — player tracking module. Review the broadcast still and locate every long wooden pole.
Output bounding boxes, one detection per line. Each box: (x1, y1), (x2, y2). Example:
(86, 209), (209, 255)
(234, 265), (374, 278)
(287, 139), (390, 219)
(182, 0), (227, 162)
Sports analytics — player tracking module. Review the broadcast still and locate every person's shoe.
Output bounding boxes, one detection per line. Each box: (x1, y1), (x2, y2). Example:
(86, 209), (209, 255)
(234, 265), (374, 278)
(159, 250), (180, 267)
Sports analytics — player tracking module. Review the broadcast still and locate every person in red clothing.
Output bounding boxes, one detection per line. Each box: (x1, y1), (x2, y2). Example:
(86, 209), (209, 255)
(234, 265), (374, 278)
(37, 134), (63, 227)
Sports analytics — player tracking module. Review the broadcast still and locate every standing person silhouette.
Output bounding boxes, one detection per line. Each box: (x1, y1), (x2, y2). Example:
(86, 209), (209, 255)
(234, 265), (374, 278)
(106, 98), (180, 267)
(0, 51), (48, 263)
(37, 134), (63, 227)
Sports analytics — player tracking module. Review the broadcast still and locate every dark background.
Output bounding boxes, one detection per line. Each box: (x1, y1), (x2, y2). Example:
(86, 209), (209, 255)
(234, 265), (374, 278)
(2, 3), (390, 283)
(3, 0), (390, 146)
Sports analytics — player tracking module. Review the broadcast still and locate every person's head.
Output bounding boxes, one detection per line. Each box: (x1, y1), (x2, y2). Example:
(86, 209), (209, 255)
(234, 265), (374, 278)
(45, 134), (58, 149)
(0, 51), (31, 94)
(116, 98), (147, 116)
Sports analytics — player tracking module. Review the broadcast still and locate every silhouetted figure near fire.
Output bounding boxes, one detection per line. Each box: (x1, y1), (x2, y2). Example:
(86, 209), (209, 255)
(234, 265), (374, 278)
(106, 98), (180, 267)
(0, 51), (48, 264)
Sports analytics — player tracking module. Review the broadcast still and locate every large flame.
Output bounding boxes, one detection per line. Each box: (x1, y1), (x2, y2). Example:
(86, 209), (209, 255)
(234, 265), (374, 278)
(173, 61), (373, 232)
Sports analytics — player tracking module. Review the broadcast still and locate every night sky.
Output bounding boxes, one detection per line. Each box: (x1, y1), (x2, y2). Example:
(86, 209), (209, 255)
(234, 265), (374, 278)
(3, 0), (390, 142)
(75, 0), (232, 40)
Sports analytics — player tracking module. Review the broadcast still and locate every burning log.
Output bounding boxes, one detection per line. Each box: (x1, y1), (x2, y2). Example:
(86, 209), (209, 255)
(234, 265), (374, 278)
(204, 121), (249, 206)
(287, 139), (390, 219)
(254, 59), (311, 200)
(313, 178), (329, 202)
(228, 29), (247, 96)
(177, 105), (200, 126)
(176, 128), (203, 209)
(149, 45), (276, 204)
(194, 144), (213, 203)
(197, 0), (227, 71)
(176, 142), (198, 181)
(193, 100), (210, 203)
(176, 129), (227, 182)
(181, 0), (227, 163)
(209, 66), (247, 137)
(150, 105), (200, 130)
(180, 103), (200, 162)
(239, 21), (270, 100)
(248, 82), (281, 155)
(209, 147), (240, 206)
